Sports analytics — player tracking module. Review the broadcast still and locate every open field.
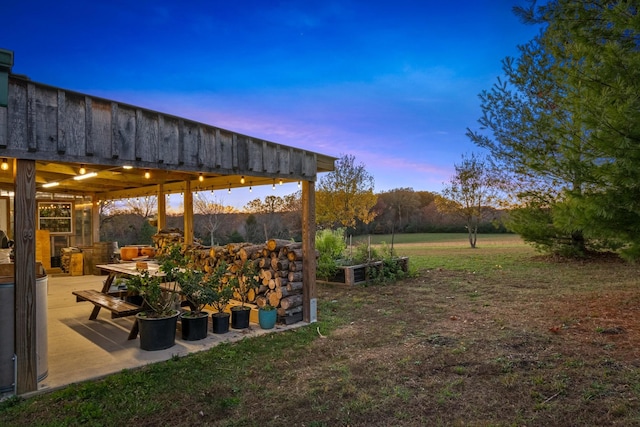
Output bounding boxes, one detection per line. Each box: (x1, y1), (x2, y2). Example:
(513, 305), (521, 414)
(2, 234), (640, 426)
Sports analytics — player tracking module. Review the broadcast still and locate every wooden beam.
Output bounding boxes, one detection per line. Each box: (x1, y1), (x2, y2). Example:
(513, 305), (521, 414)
(301, 180), (317, 323)
(14, 158), (38, 393)
(183, 180), (193, 245)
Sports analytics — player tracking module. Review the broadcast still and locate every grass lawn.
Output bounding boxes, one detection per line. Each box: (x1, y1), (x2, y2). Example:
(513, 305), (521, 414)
(2, 233), (640, 426)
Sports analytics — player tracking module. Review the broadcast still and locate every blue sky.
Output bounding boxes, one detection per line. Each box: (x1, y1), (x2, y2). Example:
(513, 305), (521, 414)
(3, 1), (540, 209)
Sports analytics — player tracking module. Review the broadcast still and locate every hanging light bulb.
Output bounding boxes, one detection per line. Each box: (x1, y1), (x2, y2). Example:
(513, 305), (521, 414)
(228, 187), (231, 194)
(249, 185), (252, 193)
(79, 164), (86, 175)
(240, 176), (245, 184)
(272, 180), (276, 190)
(198, 173), (204, 182)
(297, 181), (301, 189)
(1, 159), (8, 171)
(279, 178), (283, 185)
(144, 170), (151, 179)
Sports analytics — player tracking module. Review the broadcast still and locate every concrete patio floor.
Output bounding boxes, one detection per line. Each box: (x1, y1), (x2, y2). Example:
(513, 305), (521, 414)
(28, 272), (303, 395)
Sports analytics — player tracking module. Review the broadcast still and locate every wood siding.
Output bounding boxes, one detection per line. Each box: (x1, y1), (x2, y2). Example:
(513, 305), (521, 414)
(1, 77), (325, 183)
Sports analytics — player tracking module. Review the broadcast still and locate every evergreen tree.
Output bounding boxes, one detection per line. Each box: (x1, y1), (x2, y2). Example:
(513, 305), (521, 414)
(468, 0), (640, 258)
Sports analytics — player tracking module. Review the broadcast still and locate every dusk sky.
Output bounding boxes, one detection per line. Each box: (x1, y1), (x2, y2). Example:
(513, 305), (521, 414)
(3, 1), (540, 209)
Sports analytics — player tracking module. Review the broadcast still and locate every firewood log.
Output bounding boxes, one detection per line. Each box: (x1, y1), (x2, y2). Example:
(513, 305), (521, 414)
(287, 281), (303, 292)
(268, 291), (281, 307)
(266, 238), (294, 252)
(247, 287), (256, 303)
(286, 248), (304, 262)
(255, 295), (267, 308)
(289, 261), (303, 272)
(288, 271), (303, 282)
(274, 276), (288, 288)
(280, 294), (303, 310)
(238, 244), (265, 262)
(258, 257), (270, 269)
(274, 259), (289, 271)
(277, 305), (303, 317)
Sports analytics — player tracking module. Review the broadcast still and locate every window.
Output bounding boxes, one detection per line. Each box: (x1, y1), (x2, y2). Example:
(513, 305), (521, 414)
(38, 202), (74, 234)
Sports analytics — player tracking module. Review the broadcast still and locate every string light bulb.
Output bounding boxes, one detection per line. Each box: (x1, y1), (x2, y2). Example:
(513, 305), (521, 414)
(228, 187), (231, 194)
(198, 173), (204, 182)
(240, 176), (245, 184)
(249, 185), (252, 192)
(279, 178), (283, 185)
(0, 159), (8, 171)
(298, 181), (301, 189)
(144, 170), (151, 179)
(79, 164), (86, 175)
(272, 180), (276, 190)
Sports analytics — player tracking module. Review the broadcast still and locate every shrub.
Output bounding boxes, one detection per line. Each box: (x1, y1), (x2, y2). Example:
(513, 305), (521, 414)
(315, 228), (346, 280)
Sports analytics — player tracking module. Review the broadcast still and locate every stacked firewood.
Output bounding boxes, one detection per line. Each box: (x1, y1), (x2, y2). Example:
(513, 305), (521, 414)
(152, 232), (305, 325)
(60, 247), (82, 273)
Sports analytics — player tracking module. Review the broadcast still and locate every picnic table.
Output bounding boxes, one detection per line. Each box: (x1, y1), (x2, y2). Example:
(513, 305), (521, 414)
(72, 263), (163, 339)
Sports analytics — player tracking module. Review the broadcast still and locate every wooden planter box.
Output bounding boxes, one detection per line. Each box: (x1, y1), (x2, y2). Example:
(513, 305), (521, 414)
(318, 256), (409, 286)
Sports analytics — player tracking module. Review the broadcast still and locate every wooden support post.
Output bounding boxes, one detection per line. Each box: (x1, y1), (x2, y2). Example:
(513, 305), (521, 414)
(92, 197), (100, 245)
(183, 180), (193, 245)
(157, 184), (166, 231)
(14, 158), (38, 394)
(301, 180), (317, 323)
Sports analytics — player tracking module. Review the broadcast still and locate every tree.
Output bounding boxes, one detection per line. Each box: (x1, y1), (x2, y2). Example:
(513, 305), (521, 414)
(194, 193), (231, 245)
(436, 153), (503, 248)
(244, 194), (301, 240)
(123, 196), (157, 219)
(533, 0), (640, 259)
(467, 0), (640, 257)
(373, 188), (421, 249)
(316, 154), (378, 229)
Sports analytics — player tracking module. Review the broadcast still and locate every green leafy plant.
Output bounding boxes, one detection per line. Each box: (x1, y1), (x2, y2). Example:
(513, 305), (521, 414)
(205, 261), (235, 314)
(315, 228), (346, 280)
(176, 268), (214, 316)
(126, 269), (178, 318)
(126, 243), (184, 318)
(231, 260), (260, 310)
(260, 303), (276, 311)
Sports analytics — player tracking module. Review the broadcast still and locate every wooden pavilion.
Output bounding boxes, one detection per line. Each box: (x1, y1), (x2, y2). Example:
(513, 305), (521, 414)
(0, 49), (335, 394)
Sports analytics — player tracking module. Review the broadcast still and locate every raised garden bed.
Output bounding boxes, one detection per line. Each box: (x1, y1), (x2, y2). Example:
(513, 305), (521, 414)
(317, 256), (409, 286)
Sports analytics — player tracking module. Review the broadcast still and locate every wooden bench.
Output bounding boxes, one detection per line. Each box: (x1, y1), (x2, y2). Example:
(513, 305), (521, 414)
(73, 289), (143, 319)
(73, 289), (143, 339)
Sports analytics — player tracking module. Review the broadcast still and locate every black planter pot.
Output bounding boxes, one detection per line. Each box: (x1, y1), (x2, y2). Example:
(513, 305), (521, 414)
(231, 307), (250, 329)
(136, 310), (179, 351)
(211, 312), (230, 334)
(180, 312), (209, 341)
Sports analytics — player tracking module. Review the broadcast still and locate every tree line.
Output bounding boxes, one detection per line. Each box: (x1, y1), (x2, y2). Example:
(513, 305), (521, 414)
(99, 184), (506, 248)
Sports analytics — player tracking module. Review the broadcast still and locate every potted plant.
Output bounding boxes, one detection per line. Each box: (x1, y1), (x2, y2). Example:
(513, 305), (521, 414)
(230, 260), (259, 329)
(205, 261), (235, 334)
(176, 267), (213, 341)
(258, 303), (277, 329)
(126, 267), (180, 351)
